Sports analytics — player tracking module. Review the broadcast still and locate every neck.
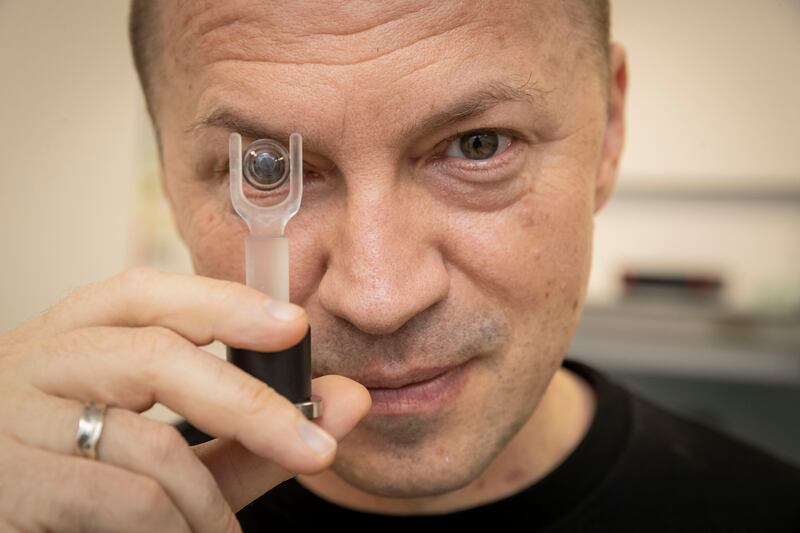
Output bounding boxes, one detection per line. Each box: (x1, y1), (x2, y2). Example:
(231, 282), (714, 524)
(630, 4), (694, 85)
(296, 365), (596, 515)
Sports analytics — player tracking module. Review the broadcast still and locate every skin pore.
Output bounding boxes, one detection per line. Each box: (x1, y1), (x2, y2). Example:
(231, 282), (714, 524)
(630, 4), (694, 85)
(150, 0), (626, 516)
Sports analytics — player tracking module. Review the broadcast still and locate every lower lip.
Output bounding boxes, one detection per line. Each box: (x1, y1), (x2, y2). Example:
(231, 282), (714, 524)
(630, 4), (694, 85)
(366, 360), (472, 415)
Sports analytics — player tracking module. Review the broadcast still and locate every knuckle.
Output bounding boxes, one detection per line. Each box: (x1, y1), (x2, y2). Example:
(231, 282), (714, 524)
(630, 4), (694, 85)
(112, 267), (160, 307)
(132, 326), (189, 395)
(240, 379), (280, 417)
(61, 326), (106, 354)
(207, 278), (250, 314)
(124, 476), (173, 519)
(117, 266), (159, 289)
(213, 278), (244, 298)
(144, 423), (188, 466)
(135, 326), (185, 357)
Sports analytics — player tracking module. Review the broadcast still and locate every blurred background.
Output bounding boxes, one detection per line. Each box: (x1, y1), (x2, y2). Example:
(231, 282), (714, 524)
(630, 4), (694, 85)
(1, 1), (798, 466)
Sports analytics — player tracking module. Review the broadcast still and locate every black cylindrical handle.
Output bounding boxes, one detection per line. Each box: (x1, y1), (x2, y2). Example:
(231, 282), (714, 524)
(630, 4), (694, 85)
(227, 327), (312, 404)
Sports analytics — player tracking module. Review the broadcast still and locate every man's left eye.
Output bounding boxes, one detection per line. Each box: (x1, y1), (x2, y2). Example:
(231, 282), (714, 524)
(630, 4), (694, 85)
(444, 131), (512, 161)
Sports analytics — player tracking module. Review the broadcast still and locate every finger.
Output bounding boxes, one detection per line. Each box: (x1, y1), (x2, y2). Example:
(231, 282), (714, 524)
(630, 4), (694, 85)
(100, 410), (242, 533)
(196, 374), (372, 512)
(0, 434), (191, 533)
(22, 325), (339, 475)
(0, 393), (238, 533)
(5, 267), (307, 351)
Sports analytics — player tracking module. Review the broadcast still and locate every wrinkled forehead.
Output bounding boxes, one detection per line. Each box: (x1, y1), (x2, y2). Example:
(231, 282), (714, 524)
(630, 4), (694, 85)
(164, 0), (564, 67)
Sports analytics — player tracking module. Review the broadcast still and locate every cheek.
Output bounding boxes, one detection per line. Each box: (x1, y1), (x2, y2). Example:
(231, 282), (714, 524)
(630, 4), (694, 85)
(517, 179), (593, 307)
(286, 207), (330, 307)
(171, 182), (248, 282)
(191, 209), (247, 282)
(445, 171), (593, 332)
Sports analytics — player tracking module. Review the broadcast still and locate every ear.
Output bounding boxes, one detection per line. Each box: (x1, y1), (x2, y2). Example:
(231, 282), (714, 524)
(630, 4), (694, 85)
(594, 42), (628, 213)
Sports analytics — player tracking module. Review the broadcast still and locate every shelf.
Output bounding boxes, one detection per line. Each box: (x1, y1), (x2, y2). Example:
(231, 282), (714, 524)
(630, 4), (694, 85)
(569, 302), (800, 384)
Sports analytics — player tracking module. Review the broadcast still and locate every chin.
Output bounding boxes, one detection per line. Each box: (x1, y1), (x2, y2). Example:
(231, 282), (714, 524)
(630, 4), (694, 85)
(330, 449), (490, 499)
(328, 410), (514, 500)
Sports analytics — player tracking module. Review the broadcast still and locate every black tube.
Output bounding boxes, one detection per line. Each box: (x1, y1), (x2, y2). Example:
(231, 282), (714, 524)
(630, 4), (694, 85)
(227, 327), (312, 404)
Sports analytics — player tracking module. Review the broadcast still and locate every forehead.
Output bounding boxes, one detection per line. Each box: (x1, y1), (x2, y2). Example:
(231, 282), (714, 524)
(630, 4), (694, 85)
(166, 0), (565, 64)
(159, 0), (585, 146)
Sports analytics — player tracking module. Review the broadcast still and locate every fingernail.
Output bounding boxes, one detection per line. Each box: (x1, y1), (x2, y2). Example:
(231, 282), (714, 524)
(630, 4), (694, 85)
(296, 418), (336, 458)
(264, 299), (305, 322)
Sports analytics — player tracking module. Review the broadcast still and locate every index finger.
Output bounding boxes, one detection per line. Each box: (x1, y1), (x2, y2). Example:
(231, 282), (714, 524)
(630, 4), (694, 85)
(4, 267), (307, 352)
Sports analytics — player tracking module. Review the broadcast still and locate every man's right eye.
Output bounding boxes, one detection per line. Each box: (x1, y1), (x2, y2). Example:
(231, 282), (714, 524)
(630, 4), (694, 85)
(444, 131), (512, 161)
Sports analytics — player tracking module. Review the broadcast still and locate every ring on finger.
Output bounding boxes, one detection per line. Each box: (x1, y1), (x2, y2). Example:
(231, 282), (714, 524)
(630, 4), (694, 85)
(75, 401), (107, 460)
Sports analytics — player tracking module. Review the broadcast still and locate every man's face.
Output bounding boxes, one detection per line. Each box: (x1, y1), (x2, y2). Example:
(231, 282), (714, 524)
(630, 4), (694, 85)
(155, 0), (621, 497)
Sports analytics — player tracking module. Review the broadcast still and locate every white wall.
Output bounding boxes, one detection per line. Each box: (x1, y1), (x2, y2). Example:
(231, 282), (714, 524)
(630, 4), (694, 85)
(613, 0), (800, 189)
(0, 1), (144, 331)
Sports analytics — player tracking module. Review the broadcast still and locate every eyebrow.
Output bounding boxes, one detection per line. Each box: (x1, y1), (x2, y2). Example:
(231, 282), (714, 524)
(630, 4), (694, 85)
(405, 79), (544, 135)
(187, 110), (292, 144)
(188, 78), (544, 142)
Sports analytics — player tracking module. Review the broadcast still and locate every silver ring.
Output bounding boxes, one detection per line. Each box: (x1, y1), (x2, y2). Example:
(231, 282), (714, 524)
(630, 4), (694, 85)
(75, 401), (106, 460)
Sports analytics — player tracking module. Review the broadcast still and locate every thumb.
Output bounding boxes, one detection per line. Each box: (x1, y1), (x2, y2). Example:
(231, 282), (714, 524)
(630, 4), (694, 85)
(194, 375), (371, 513)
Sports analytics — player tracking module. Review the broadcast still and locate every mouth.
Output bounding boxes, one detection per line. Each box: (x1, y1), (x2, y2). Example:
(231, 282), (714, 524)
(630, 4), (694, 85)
(353, 359), (474, 415)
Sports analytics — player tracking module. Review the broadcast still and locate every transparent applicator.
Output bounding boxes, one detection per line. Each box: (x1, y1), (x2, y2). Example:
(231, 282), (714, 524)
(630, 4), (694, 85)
(227, 132), (322, 419)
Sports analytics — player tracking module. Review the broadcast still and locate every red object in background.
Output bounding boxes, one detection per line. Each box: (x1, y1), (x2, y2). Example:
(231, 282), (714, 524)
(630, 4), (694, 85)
(622, 271), (724, 295)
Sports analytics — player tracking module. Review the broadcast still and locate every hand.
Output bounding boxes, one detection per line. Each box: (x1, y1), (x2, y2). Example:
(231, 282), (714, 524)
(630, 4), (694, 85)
(0, 267), (372, 532)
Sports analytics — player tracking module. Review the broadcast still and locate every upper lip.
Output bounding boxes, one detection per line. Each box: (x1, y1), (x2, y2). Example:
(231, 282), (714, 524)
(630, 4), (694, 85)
(350, 360), (469, 389)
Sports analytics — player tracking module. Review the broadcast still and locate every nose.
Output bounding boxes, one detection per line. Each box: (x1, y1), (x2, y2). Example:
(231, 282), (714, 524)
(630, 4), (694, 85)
(317, 183), (450, 336)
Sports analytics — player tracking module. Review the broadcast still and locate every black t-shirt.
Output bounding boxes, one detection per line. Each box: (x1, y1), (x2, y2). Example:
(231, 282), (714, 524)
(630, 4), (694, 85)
(180, 359), (800, 531)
